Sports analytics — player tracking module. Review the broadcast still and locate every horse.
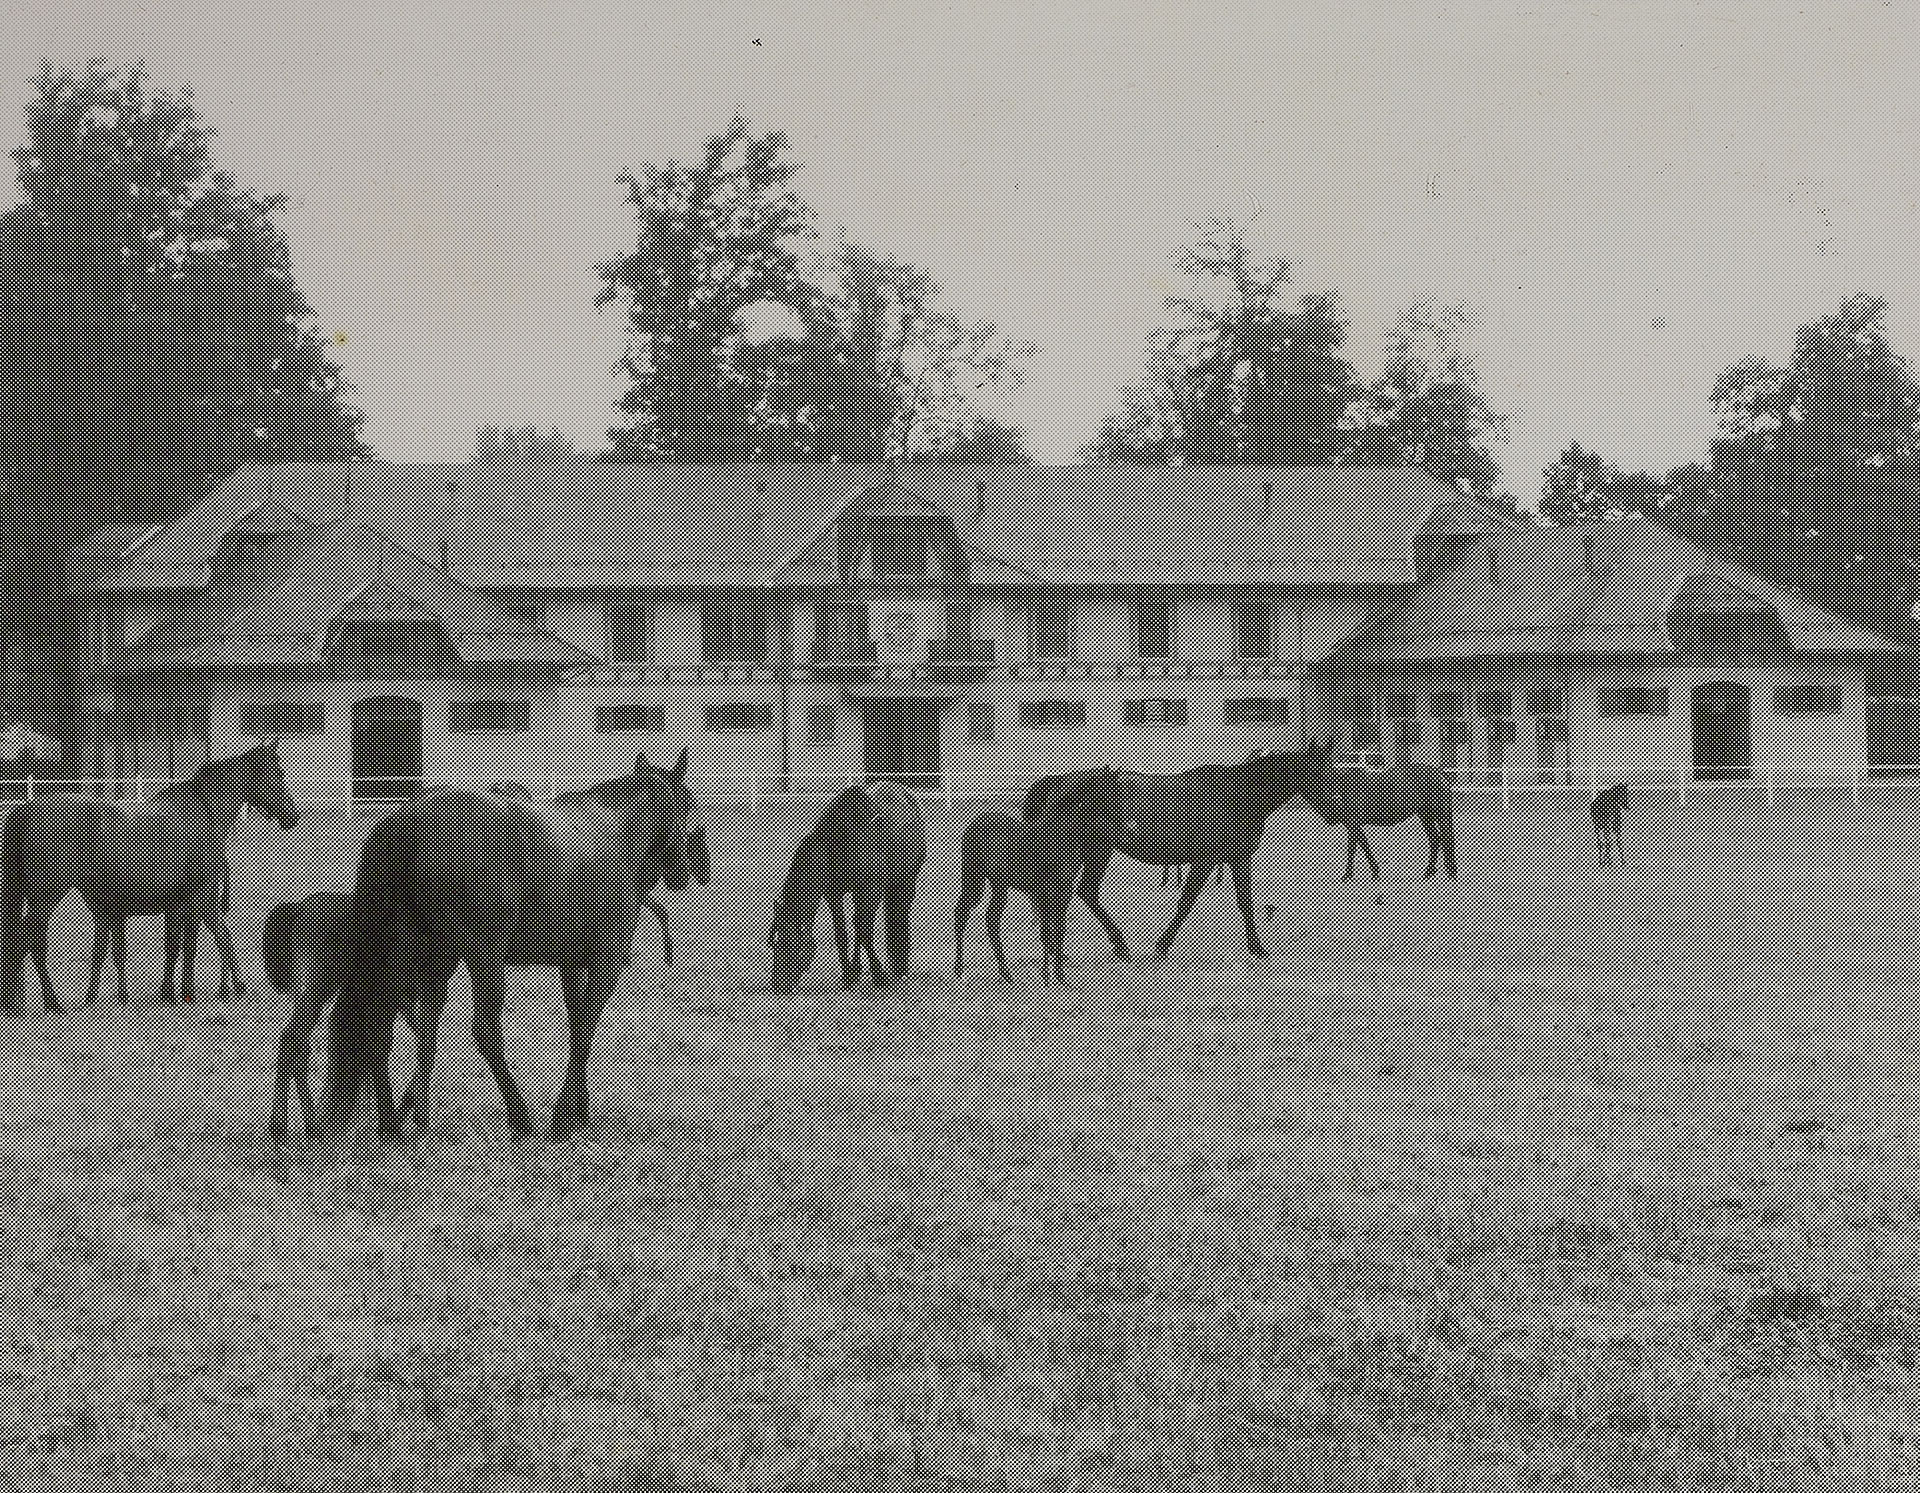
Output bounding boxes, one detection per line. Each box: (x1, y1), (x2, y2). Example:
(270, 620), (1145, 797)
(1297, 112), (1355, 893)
(0, 742), (298, 1012)
(954, 807), (1075, 984)
(263, 889), (411, 1144)
(1299, 740), (1457, 880)
(1591, 780), (1627, 867)
(1025, 749), (1312, 961)
(320, 749), (703, 1143)
(769, 781), (926, 999)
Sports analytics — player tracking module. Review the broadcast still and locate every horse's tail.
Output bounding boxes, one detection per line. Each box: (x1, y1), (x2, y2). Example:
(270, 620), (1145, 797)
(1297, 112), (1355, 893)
(0, 801), (29, 1010)
(322, 812), (415, 1134)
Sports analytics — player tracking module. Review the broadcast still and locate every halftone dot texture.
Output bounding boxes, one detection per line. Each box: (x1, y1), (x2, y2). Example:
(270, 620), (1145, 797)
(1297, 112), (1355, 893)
(16, 452), (1920, 1487)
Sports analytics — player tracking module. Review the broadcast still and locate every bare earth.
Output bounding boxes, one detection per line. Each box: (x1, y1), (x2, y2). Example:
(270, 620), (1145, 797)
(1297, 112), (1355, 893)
(1, 783), (1919, 1491)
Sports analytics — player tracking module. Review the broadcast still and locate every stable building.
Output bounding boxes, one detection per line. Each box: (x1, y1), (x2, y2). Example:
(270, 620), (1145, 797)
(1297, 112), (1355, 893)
(1335, 495), (1910, 786)
(70, 458), (1462, 807)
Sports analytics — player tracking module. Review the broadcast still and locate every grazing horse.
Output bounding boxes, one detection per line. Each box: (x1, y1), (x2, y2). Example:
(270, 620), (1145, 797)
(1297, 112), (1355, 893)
(1299, 741), (1456, 880)
(321, 750), (703, 1142)
(1592, 781), (1628, 867)
(0, 743), (298, 1012)
(1026, 750), (1312, 960)
(954, 808), (1075, 984)
(769, 781), (926, 998)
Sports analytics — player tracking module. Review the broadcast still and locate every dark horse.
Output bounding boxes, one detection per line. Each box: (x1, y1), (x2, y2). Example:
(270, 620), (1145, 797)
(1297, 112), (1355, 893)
(1025, 749), (1312, 961)
(769, 781), (926, 998)
(321, 750), (705, 1142)
(0, 742), (298, 1011)
(1299, 741), (1457, 880)
(954, 808), (1075, 984)
(264, 890), (406, 1144)
(1591, 780), (1627, 867)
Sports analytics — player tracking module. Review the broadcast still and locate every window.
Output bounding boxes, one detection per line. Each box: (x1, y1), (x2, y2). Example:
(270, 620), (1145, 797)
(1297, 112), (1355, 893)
(1475, 688), (1513, 721)
(595, 701), (664, 733)
(1125, 698), (1187, 728)
(869, 527), (933, 578)
(1776, 682), (1843, 715)
(1020, 699), (1087, 731)
(449, 696), (532, 734)
(1527, 685), (1565, 717)
(1598, 684), (1669, 717)
(1132, 592), (1174, 661)
(1223, 696), (1288, 727)
(1867, 697), (1920, 773)
(699, 589), (771, 667)
(704, 697), (773, 732)
(1028, 593), (1076, 661)
(1427, 688), (1464, 723)
(240, 695), (324, 738)
(965, 697), (995, 744)
(604, 594), (648, 663)
(1231, 590), (1273, 662)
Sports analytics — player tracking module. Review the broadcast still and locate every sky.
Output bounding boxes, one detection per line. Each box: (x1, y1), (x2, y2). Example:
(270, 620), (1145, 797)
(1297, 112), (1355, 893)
(1, 1), (1915, 497)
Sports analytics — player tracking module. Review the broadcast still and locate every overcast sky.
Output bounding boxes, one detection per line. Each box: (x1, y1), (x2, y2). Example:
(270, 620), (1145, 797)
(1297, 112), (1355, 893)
(3, 1), (1915, 495)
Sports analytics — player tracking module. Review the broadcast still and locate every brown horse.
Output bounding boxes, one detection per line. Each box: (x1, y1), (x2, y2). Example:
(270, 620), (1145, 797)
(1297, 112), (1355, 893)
(1299, 741), (1456, 880)
(954, 807), (1075, 984)
(321, 749), (704, 1142)
(769, 781), (926, 998)
(0, 742), (299, 1011)
(1025, 749), (1314, 960)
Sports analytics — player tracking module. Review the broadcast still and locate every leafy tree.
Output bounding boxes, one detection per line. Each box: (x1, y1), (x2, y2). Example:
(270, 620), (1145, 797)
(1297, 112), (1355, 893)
(916, 412), (1031, 463)
(598, 117), (819, 461)
(1093, 220), (1358, 465)
(1350, 302), (1505, 496)
(0, 61), (361, 741)
(1539, 442), (1620, 523)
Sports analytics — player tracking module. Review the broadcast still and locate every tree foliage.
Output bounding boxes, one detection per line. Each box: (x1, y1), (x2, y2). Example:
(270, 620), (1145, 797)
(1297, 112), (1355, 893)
(1350, 302), (1505, 498)
(1545, 295), (1920, 645)
(0, 61), (361, 738)
(1093, 222), (1358, 465)
(600, 123), (1031, 464)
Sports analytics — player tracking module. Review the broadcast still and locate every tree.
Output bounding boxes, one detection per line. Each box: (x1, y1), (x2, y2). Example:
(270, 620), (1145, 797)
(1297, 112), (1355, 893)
(1539, 441), (1620, 524)
(598, 117), (819, 461)
(1093, 220), (1359, 465)
(0, 62), (362, 741)
(917, 413), (1031, 463)
(1350, 302), (1505, 497)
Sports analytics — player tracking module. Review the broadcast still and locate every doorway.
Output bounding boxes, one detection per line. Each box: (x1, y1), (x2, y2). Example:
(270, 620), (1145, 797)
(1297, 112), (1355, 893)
(861, 697), (942, 787)
(1691, 679), (1752, 780)
(351, 695), (424, 801)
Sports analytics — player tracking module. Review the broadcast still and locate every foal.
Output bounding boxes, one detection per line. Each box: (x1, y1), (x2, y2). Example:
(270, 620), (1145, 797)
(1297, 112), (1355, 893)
(1591, 781), (1628, 867)
(954, 808), (1075, 984)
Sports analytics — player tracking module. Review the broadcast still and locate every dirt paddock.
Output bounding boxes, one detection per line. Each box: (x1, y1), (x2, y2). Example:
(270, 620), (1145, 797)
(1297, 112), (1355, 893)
(0, 781), (1918, 1491)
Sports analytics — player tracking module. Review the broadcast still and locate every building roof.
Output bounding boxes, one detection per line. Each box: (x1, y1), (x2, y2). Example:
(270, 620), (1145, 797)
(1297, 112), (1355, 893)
(118, 510), (590, 677)
(84, 458), (1467, 596)
(1343, 499), (1903, 665)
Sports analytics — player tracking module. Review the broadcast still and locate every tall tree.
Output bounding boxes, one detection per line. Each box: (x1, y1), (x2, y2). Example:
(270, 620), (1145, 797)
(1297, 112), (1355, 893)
(1093, 220), (1358, 465)
(1350, 302), (1505, 497)
(598, 117), (819, 461)
(0, 62), (361, 740)
(802, 240), (1031, 462)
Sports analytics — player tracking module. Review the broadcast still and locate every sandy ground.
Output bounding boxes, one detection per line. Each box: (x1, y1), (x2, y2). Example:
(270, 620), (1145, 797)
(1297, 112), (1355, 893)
(0, 782), (1917, 1490)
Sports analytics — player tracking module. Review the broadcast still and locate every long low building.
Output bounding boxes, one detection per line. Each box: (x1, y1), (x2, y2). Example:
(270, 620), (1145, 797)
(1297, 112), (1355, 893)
(66, 457), (1910, 810)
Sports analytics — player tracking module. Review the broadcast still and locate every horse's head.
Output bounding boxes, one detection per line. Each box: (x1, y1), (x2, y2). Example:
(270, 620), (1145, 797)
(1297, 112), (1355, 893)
(768, 897), (815, 998)
(239, 741), (300, 832)
(633, 746), (704, 892)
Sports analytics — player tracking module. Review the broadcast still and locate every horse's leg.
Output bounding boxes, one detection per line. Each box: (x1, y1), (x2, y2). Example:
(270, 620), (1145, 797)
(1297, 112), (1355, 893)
(553, 965), (609, 1141)
(112, 918), (129, 1007)
(884, 882), (911, 984)
(828, 895), (856, 987)
(1361, 830), (1381, 879)
(84, 914), (106, 1009)
(853, 887), (883, 987)
(1344, 829), (1360, 880)
(1231, 858), (1268, 959)
(199, 887), (245, 1003)
(467, 960), (532, 1141)
(641, 890), (673, 965)
(270, 967), (321, 1146)
(954, 863), (981, 980)
(1080, 852), (1129, 962)
(1439, 810), (1456, 880)
(30, 909), (58, 1014)
(396, 972), (445, 1131)
(1156, 863), (1209, 959)
(986, 883), (1012, 983)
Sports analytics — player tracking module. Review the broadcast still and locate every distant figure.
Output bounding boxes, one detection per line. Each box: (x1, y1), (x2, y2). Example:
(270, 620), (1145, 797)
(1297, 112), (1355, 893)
(1592, 780), (1628, 867)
